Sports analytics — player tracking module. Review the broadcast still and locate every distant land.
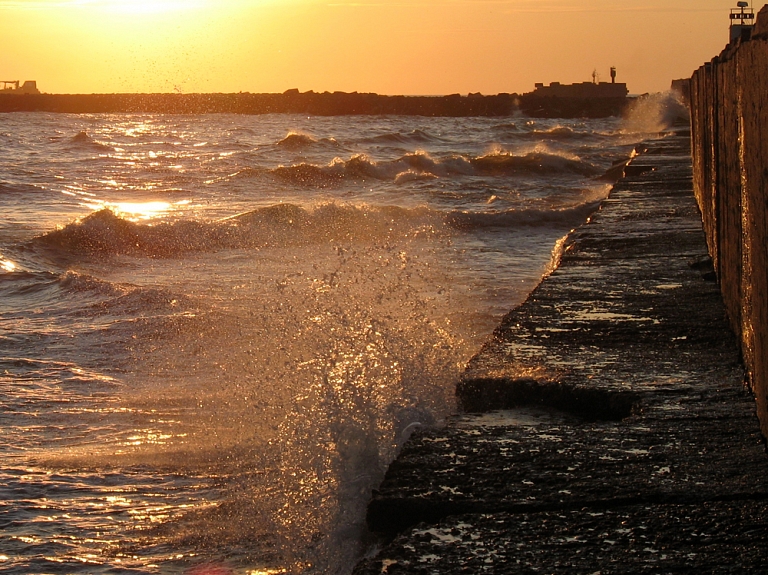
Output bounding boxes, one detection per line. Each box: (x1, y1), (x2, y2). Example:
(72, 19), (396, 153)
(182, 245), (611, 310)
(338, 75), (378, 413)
(0, 89), (632, 118)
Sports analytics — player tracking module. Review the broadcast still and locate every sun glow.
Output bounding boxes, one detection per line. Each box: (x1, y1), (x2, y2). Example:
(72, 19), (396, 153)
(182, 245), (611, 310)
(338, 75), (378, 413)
(67, 0), (208, 15)
(0, 0), (735, 95)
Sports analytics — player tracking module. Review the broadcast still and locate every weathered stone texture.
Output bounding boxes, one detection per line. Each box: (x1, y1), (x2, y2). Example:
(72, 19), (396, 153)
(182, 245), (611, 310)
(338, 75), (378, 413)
(689, 9), (768, 436)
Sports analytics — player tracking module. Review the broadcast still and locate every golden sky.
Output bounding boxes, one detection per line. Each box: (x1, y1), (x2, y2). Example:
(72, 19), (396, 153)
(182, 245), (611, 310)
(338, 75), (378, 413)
(0, 0), (740, 95)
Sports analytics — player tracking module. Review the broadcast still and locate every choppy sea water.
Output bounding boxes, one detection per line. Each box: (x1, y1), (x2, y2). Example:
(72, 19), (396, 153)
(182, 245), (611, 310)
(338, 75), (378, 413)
(0, 107), (669, 574)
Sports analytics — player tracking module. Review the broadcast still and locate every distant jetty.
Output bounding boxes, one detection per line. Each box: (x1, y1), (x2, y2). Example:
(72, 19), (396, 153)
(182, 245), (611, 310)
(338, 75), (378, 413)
(0, 85), (631, 118)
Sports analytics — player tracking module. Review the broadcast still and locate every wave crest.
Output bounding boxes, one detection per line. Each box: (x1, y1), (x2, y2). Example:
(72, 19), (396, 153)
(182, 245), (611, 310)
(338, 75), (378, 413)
(471, 150), (599, 177)
(277, 131), (317, 150)
(35, 205), (444, 257)
(446, 202), (599, 230)
(394, 170), (439, 184)
(35, 185), (609, 260)
(276, 131), (341, 151)
(68, 130), (111, 151)
(265, 149), (597, 187)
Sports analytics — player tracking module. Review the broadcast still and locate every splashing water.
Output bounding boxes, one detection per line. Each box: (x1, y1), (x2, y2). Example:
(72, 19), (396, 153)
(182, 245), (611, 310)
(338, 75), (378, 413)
(622, 91), (689, 134)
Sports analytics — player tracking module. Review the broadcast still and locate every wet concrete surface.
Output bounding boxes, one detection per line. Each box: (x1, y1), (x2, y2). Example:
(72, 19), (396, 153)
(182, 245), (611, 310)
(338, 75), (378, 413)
(353, 132), (768, 574)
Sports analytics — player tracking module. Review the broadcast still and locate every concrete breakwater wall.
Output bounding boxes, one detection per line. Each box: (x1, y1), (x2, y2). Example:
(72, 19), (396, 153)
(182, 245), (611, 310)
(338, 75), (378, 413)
(0, 91), (516, 117)
(0, 90), (629, 118)
(689, 5), (768, 437)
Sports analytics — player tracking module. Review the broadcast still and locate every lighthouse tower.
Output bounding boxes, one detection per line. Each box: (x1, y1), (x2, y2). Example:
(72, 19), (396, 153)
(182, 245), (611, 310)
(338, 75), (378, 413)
(730, 1), (755, 44)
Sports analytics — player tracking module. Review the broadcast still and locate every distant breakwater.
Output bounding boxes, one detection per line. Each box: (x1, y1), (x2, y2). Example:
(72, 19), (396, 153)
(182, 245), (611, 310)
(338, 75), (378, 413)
(0, 90), (629, 118)
(689, 5), (768, 437)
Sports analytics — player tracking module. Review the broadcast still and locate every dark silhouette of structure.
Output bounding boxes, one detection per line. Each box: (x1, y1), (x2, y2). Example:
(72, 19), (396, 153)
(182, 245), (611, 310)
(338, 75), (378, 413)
(1, 81), (40, 94)
(730, 1), (755, 43)
(530, 68), (629, 99)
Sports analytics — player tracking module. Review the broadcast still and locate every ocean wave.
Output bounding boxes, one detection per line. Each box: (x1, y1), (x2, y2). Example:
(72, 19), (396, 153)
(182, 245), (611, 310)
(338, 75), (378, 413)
(394, 170), (439, 184)
(69, 276), (192, 315)
(532, 126), (579, 139)
(0, 270), (60, 296)
(57, 270), (125, 296)
(265, 149), (598, 187)
(271, 161), (348, 187)
(621, 91), (689, 134)
(0, 182), (42, 194)
(276, 131), (341, 151)
(0, 266), (189, 321)
(68, 131), (112, 151)
(494, 123), (608, 141)
(446, 197), (605, 230)
(270, 154), (392, 186)
(34, 188), (609, 259)
(34, 205), (443, 257)
(470, 150), (599, 177)
(366, 129), (439, 145)
(36, 209), (221, 257)
(277, 131), (317, 149)
(72, 131), (90, 143)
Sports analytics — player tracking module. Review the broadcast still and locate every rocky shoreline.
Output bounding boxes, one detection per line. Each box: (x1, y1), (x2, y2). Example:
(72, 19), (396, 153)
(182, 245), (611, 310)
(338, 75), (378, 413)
(352, 130), (768, 573)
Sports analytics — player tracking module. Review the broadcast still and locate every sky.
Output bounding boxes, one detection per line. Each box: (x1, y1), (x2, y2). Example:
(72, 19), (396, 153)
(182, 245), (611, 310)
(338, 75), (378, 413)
(0, 0), (743, 95)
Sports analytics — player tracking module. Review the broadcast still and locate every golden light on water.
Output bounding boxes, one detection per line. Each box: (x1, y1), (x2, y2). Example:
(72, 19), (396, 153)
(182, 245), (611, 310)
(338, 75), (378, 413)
(1, 258), (16, 272)
(82, 200), (192, 221)
(111, 201), (172, 219)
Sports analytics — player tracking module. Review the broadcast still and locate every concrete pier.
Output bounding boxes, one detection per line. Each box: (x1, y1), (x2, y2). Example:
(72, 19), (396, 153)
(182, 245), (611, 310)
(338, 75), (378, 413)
(353, 131), (768, 573)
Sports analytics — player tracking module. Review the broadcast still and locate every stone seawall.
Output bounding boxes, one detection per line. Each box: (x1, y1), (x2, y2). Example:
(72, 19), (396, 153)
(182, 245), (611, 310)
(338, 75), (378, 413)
(689, 5), (768, 437)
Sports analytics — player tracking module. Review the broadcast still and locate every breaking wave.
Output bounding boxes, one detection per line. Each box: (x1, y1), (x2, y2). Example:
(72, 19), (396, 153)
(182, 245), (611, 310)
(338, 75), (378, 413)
(266, 149), (599, 187)
(34, 205), (440, 257)
(394, 170), (439, 184)
(35, 188), (608, 258)
(276, 131), (341, 151)
(470, 149), (599, 176)
(446, 198), (605, 230)
(622, 91), (689, 134)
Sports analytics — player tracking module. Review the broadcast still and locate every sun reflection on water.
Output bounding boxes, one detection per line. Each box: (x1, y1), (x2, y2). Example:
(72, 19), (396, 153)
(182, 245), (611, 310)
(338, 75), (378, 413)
(0, 256), (16, 272)
(78, 200), (193, 222)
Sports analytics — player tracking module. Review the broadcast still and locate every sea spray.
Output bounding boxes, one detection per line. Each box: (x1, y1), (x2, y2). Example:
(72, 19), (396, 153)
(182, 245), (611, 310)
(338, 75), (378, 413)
(622, 90), (689, 134)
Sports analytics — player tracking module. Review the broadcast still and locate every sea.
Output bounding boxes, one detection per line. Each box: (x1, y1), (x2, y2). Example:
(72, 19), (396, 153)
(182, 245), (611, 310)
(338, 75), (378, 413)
(0, 99), (676, 575)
